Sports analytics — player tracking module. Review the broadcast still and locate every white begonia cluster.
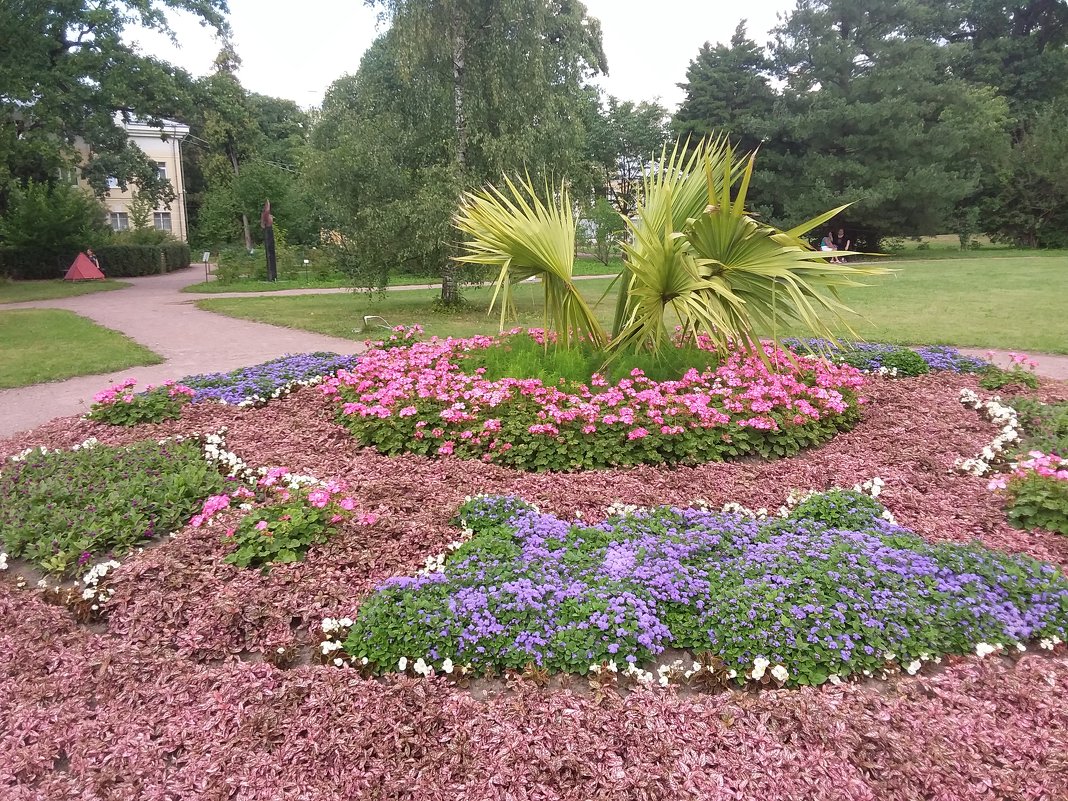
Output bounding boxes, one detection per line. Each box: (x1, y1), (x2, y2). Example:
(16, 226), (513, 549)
(1039, 635), (1063, 650)
(201, 429), (256, 482)
(954, 390), (1021, 477)
(720, 502), (769, 519)
(416, 540), (468, 577)
(975, 642), (1001, 658)
(750, 657), (771, 680)
(226, 375), (327, 408)
(80, 559), (121, 609)
(868, 366), (900, 378)
(0, 552), (7, 571)
(604, 501), (641, 518)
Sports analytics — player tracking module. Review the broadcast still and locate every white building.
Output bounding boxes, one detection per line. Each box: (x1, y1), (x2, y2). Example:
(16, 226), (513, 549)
(81, 119), (191, 242)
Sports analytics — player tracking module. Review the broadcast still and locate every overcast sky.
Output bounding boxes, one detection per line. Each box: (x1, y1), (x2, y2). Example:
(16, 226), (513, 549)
(132, 0), (794, 111)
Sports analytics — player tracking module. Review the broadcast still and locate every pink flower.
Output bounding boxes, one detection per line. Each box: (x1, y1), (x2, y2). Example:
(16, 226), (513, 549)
(357, 512), (379, 526)
(307, 489), (331, 508)
(438, 441), (455, 455)
(627, 427), (649, 440)
(338, 497), (356, 511)
(255, 520), (269, 530)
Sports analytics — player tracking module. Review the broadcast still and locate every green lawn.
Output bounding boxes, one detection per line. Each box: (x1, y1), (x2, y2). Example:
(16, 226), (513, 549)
(195, 253), (1068, 353)
(181, 257), (623, 294)
(0, 279), (130, 304)
(0, 309), (164, 388)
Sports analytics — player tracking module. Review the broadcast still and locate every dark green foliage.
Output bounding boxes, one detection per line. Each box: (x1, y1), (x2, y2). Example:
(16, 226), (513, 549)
(978, 365), (1040, 391)
(839, 348), (931, 377)
(0, 243), (189, 280)
(786, 488), (888, 531)
(1011, 397), (1068, 458)
(0, 439), (226, 576)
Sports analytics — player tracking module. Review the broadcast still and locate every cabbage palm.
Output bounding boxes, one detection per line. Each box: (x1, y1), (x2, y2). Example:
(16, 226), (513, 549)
(453, 136), (888, 358)
(453, 174), (607, 348)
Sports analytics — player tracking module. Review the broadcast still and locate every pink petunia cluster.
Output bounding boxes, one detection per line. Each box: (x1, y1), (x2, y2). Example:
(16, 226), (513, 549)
(989, 451), (1068, 490)
(320, 332), (865, 449)
(91, 377), (196, 406)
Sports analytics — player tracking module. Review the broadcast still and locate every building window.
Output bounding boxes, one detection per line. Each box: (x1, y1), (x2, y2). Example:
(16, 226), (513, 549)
(153, 211), (172, 231)
(57, 166), (79, 185)
(106, 176), (119, 189)
(110, 212), (129, 231)
(156, 162), (167, 180)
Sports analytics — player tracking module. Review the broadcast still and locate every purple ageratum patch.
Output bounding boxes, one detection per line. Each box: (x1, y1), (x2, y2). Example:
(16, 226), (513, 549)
(345, 495), (1068, 685)
(784, 337), (986, 373)
(177, 353), (361, 405)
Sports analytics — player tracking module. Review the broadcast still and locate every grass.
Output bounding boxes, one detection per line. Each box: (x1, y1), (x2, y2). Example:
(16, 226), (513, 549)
(181, 257), (623, 294)
(0, 309), (164, 389)
(0, 279), (130, 304)
(194, 252), (1068, 353)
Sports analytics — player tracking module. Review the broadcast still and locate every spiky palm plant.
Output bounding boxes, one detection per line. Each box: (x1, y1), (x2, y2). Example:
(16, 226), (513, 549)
(453, 137), (888, 360)
(453, 174), (607, 349)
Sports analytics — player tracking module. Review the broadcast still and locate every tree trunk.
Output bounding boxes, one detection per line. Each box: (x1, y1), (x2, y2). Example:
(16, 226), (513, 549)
(228, 143), (254, 251)
(439, 14), (467, 307)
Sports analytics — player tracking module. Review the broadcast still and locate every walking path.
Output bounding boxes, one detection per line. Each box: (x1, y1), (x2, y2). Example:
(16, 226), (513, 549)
(0, 267), (367, 437)
(2, 266), (1066, 438)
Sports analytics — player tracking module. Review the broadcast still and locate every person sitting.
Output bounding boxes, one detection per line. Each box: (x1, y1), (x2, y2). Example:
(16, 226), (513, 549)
(820, 232), (840, 263)
(832, 228), (851, 262)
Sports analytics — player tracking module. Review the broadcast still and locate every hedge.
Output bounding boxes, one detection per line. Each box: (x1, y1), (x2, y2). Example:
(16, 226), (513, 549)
(0, 243), (191, 280)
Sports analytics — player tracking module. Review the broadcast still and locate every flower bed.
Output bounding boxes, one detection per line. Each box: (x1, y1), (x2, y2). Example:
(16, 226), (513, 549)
(179, 352), (361, 406)
(990, 452), (1068, 535)
(323, 333), (866, 472)
(0, 437), (227, 575)
(340, 491), (1068, 686)
(784, 337), (987, 376)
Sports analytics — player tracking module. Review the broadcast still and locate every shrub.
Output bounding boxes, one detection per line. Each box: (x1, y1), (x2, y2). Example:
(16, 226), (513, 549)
(1011, 397), (1068, 457)
(784, 488), (888, 530)
(93, 242), (191, 276)
(342, 493), (1068, 686)
(979, 364), (1040, 391)
(87, 378), (195, 425)
(0, 181), (109, 254)
(0, 439), (227, 576)
(992, 452), (1068, 535)
(189, 467), (375, 569)
(324, 333), (865, 472)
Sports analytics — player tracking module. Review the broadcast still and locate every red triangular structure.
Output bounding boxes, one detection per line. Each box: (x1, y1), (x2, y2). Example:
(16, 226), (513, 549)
(64, 253), (105, 281)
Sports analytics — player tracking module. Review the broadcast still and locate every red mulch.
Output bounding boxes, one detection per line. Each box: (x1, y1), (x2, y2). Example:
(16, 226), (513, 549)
(2, 373), (1067, 800)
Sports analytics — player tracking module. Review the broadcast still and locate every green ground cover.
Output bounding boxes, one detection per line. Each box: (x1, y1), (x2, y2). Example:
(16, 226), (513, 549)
(0, 279), (129, 304)
(0, 309), (163, 388)
(195, 253), (1067, 352)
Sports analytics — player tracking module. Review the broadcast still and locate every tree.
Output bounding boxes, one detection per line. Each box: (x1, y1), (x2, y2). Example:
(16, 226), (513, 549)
(0, 0), (228, 215)
(585, 95), (670, 218)
(363, 0), (606, 304)
(766, 0), (1012, 244)
(984, 102), (1068, 247)
(0, 181), (109, 251)
(674, 22), (778, 155)
(307, 36), (456, 291)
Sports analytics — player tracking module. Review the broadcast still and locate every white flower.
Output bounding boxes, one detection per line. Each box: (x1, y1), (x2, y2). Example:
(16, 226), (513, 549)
(828, 674), (842, 685)
(442, 658), (454, 674)
(398, 656), (408, 672)
(726, 669), (737, 679)
(339, 617), (353, 628)
(904, 660), (922, 675)
(770, 664), (789, 682)
(333, 658), (344, 667)
(413, 658), (430, 676)
(751, 657), (770, 680)
(975, 642), (998, 658)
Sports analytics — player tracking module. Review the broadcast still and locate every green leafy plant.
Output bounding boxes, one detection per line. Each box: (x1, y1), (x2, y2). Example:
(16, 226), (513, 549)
(1004, 473), (1068, 535)
(211, 472), (368, 570)
(454, 137), (889, 362)
(1011, 398), (1068, 457)
(839, 347), (931, 376)
(785, 488), (888, 530)
(87, 379), (195, 425)
(0, 439), (226, 576)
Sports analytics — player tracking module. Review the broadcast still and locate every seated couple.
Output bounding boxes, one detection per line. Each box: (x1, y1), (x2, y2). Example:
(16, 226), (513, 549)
(820, 228), (850, 264)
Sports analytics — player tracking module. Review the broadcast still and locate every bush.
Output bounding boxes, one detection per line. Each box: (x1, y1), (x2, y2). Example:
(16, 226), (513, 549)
(979, 364), (1040, 391)
(0, 242), (191, 280)
(993, 452), (1068, 536)
(0, 439), (227, 576)
(784, 338), (986, 376)
(214, 243), (338, 284)
(94, 242), (191, 277)
(1011, 398), (1068, 457)
(342, 493), (1068, 686)
(86, 378), (195, 425)
(0, 181), (110, 254)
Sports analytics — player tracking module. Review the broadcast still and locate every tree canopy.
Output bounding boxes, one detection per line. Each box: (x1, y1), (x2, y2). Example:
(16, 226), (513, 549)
(0, 0), (229, 216)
